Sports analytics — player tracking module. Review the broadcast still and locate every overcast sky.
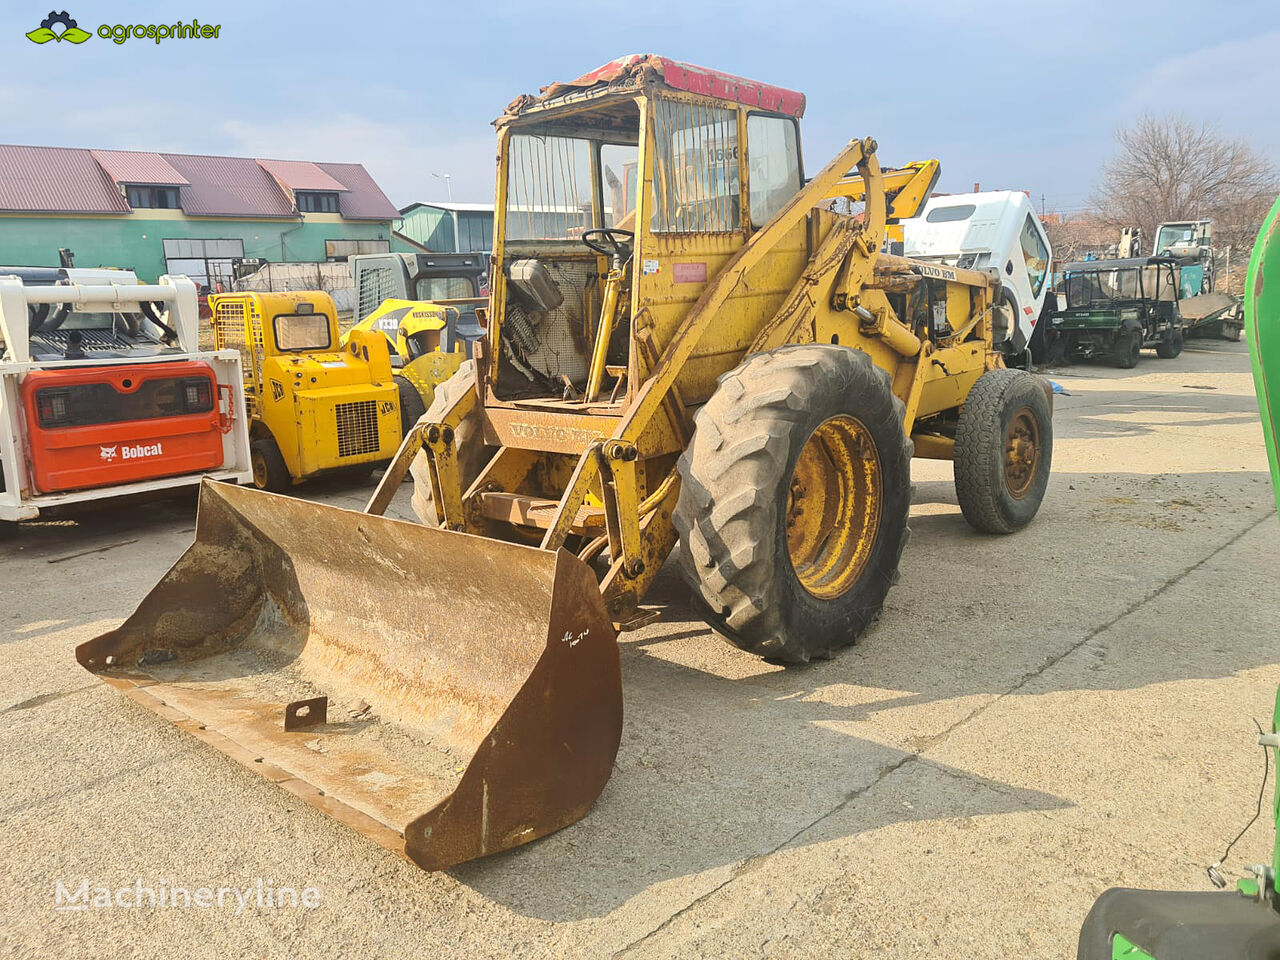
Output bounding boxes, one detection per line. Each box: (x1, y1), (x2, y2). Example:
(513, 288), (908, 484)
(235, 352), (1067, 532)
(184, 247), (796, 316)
(2, 0), (1275, 215)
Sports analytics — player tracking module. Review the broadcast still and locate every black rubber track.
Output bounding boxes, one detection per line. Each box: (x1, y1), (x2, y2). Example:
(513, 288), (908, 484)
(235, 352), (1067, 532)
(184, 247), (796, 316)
(673, 344), (912, 664)
(953, 368), (1052, 534)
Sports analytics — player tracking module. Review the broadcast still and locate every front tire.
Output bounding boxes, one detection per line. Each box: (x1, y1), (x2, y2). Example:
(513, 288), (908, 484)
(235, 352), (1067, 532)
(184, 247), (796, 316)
(250, 437), (291, 493)
(395, 374), (427, 437)
(673, 345), (912, 664)
(954, 369), (1052, 534)
(1155, 329), (1184, 359)
(1113, 332), (1141, 369)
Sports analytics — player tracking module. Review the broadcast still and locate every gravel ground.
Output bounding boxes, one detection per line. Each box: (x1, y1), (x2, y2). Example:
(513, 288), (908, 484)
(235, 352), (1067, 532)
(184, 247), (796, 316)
(1, 339), (1275, 959)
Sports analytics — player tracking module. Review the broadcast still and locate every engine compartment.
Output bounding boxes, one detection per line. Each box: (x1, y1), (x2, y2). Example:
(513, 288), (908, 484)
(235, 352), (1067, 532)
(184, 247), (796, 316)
(495, 249), (633, 403)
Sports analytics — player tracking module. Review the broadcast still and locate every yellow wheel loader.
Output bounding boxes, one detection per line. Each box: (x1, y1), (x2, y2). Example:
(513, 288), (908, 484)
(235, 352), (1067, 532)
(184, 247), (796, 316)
(78, 55), (1053, 872)
(208, 291), (412, 491)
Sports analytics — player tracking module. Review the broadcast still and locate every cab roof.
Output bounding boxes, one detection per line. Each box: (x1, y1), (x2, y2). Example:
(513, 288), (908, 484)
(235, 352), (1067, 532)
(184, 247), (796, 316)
(498, 54), (806, 125)
(1062, 256), (1179, 272)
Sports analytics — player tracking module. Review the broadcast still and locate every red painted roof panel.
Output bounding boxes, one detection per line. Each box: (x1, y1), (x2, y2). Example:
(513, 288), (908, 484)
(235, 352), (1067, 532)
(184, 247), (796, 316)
(90, 150), (189, 186)
(162, 153), (296, 217)
(561, 54), (806, 117)
(256, 159), (348, 193)
(316, 162), (400, 220)
(0, 144), (129, 214)
(0, 143), (398, 220)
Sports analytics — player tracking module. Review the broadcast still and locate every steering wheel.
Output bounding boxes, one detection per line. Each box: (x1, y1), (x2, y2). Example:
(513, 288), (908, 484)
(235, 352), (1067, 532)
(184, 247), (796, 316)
(581, 228), (634, 259)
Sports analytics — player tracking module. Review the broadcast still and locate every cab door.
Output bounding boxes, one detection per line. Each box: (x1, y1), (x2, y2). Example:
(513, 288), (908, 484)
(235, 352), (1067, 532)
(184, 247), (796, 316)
(632, 95), (807, 407)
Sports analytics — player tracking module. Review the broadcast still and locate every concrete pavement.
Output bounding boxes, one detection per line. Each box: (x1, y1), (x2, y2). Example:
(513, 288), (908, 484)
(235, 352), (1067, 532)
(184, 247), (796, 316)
(1, 339), (1275, 959)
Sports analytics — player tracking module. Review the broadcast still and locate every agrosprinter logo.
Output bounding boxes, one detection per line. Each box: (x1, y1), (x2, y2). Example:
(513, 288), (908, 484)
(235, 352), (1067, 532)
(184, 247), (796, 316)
(25, 10), (90, 43)
(25, 10), (222, 45)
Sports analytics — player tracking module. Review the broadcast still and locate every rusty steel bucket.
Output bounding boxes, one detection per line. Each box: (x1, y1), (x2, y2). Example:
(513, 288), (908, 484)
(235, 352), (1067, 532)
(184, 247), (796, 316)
(76, 480), (621, 870)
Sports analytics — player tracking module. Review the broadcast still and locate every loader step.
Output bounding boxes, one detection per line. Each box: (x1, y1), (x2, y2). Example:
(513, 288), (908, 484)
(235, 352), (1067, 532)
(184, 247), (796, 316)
(477, 491), (607, 532)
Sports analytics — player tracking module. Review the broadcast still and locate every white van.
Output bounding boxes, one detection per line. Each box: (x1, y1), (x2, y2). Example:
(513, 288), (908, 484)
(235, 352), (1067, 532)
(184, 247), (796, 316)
(902, 191), (1052, 365)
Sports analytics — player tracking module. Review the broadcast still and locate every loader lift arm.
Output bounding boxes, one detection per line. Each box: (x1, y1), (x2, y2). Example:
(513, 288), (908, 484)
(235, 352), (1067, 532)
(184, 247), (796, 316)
(823, 159), (941, 230)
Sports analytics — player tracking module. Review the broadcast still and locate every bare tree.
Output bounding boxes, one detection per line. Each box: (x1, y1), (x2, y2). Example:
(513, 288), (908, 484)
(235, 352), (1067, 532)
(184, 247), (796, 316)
(1042, 212), (1113, 264)
(1093, 113), (1277, 292)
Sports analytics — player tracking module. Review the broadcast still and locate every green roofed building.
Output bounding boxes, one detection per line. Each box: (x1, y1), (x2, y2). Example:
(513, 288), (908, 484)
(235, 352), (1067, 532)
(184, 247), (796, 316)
(397, 201), (494, 256)
(0, 143), (423, 289)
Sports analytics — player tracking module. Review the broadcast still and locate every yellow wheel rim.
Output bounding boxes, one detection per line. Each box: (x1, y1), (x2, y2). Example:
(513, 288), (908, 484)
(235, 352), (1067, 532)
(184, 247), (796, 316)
(785, 415), (883, 600)
(251, 450), (268, 489)
(1003, 408), (1040, 500)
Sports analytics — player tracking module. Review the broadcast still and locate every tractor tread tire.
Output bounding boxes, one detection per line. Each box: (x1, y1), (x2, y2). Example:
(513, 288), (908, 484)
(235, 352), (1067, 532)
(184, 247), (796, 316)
(251, 437), (291, 493)
(1113, 332), (1141, 369)
(953, 368), (1052, 534)
(409, 360), (493, 526)
(395, 374), (427, 437)
(673, 344), (912, 664)
(1155, 330), (1184, 359)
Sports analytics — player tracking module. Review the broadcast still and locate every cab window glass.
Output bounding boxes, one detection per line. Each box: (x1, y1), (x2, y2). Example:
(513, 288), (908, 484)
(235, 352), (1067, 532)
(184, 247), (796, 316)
(1019, 215), (1049, 296)
(746, 115), (801, 227)
(602, 143), (639, 230)
(416, 277), (475, 300)
(273, 313), (331, 352)
(926, 204), (975, 223)
(651, 99), (740, 233)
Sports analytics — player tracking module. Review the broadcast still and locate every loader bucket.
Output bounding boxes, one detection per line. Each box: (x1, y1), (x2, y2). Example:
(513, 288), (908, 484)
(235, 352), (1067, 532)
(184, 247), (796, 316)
(76, 480), (621, 870)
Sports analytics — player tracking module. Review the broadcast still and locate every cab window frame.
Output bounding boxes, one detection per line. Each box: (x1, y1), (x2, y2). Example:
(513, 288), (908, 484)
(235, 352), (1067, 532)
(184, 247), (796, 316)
(272, 312), (332, 353)
(745, 111), (803, 230)
(1019, 213), (1050, 298)
(648, 95), (744, 235)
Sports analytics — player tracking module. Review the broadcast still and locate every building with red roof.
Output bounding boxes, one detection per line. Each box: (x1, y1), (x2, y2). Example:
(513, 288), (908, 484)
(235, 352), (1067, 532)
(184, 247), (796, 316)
(0, 143), (418, 287)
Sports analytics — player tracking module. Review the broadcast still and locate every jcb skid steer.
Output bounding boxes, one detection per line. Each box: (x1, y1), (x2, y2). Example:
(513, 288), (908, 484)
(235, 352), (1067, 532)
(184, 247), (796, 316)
(79, 55), (1054, 871)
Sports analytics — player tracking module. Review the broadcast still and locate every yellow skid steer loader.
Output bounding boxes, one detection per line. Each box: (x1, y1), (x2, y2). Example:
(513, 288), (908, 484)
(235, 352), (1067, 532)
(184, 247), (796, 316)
(340, 297), (471, 415)
(79, 55), (1052, 871)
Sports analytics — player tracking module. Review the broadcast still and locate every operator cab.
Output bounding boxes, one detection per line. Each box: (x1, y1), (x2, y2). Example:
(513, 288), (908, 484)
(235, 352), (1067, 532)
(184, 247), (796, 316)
(349, 252), (488, 353)
(489, 56), (806, 408)
(1, 266), (181, 363)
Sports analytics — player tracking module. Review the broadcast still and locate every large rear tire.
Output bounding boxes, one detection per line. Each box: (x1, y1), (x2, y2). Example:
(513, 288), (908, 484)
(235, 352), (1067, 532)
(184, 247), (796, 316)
(673, 344), (912, 664)
(408, 360), (495, 526)
(954, 369), (1052, 534)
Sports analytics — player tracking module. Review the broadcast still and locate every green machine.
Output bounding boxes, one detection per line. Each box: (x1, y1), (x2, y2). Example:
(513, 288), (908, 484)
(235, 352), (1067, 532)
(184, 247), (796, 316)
(1049, 257), (1186, 368)
(1075, 198), (1280, 958)
(1250, 198), (1280, 514)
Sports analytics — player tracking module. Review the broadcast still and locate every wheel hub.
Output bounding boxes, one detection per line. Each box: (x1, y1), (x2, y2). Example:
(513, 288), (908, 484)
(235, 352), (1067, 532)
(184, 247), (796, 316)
(1003, 409), (1040, 499)
(251, 451), (267, 488)
(785, 415), (882, 600)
